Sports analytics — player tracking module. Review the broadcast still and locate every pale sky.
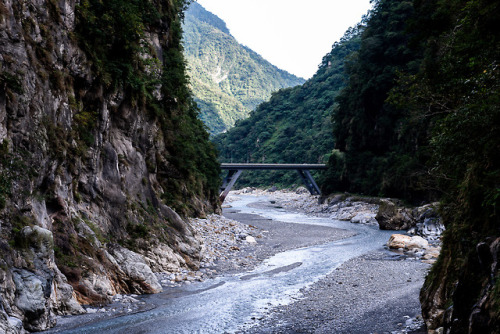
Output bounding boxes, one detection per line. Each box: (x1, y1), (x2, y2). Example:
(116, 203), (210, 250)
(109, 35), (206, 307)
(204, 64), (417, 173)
(195, 0), (372, 79)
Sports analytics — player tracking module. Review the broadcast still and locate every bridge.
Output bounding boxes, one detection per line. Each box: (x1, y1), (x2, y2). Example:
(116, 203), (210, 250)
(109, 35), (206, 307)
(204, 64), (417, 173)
(219, 163), (327, 202)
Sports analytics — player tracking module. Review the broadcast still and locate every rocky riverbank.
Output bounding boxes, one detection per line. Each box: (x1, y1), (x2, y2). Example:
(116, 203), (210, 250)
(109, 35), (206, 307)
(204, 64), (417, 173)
(230, 188), (444, 262)
(226, 188), (445, 334)
(43, 188), (443, 333)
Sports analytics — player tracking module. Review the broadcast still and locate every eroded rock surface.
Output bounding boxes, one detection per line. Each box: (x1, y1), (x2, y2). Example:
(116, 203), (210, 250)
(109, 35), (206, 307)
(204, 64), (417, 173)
(0, 0), (217, 332)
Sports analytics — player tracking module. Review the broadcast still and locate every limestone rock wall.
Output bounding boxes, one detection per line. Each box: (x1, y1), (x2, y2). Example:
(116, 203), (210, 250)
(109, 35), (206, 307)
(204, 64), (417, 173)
(0, 0), (213, 331)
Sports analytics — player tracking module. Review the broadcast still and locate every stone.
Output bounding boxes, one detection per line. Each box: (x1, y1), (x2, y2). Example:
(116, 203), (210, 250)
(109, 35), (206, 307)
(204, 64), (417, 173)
(387, 234), (430, 251)
(267, 186), (278, 193)
(108, 245), (162, 294)
(406, 236), (429, 250)
(11, 269), (56, 331)
(245, 236), (257, 244)
(0, 305), (25, 334)
(376, 200), (416, 230)
(350, 212), (378, 225)
(295, 187), (309, 194)
(424, 247), (441, 259)
(387, 234), (412, 249)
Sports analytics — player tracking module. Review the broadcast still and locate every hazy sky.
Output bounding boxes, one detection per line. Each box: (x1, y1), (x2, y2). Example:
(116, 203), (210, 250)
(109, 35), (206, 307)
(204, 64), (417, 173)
(195, 0), (372, 79)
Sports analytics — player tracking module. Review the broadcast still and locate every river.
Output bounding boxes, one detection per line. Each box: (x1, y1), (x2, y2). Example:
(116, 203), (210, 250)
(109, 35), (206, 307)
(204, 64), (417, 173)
(45, 195), (402, 334)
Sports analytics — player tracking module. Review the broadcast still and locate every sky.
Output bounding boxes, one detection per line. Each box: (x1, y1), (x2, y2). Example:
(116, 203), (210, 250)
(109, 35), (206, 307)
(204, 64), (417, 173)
(196, 0), (373, 79)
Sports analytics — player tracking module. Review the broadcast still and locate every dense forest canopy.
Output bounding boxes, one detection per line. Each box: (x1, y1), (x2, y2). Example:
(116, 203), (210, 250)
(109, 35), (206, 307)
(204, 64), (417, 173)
(321, 0), (428, 201)
(323, 0), (500, 331)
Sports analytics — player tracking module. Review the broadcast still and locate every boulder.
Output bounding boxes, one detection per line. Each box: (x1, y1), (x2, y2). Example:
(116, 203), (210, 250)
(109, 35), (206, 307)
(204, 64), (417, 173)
(406, 204), (445, 241)
(295, 187), (309, 194)
(387, 234), (412, 249)
(0, 305), (25, 334)
(376, 200), (416, 230)
(11, 269), (55, 331)
(108, 245), (162, 294)
(406, 236), (429, 250)
(245, 236), (257, 244)
(267, 186), (278, 193)
(387, 234), (429, 250)
(350, 212), (378, 225)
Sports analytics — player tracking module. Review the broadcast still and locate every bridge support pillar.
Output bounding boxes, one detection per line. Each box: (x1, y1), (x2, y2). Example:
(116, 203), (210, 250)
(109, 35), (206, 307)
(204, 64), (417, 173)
(219, 169), (242, 202)
(219, 166), (323, 202)
(297, 169), (321, 195)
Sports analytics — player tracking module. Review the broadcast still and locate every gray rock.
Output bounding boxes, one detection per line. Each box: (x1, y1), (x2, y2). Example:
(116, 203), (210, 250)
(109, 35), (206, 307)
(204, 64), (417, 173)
(0, 305), (25, 334)
(108, 245), (162, 294)
(295, 187), (309, 194)
(11, 269), (55, 331)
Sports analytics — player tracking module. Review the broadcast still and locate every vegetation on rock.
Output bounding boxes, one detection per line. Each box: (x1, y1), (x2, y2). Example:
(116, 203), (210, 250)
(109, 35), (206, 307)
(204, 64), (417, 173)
(76, 0), (220, 213)
(0, 0), (221, 330)
(322, 0), (500, 331)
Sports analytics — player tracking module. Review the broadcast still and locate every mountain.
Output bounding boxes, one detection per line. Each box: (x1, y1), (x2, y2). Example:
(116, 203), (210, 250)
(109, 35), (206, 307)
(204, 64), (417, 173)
(183, 2), (305, 135)
(0, 0), (219, 331)
(213, 27), (362, 188)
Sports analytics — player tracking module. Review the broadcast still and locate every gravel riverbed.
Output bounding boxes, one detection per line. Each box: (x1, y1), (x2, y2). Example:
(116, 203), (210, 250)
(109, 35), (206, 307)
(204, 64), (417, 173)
(221, 190), (431, 334)
(45, 189), (433, 333)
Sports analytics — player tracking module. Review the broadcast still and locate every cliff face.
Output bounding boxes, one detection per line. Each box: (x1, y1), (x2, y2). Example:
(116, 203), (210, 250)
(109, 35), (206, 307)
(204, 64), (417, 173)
(0, 0), (219, 332)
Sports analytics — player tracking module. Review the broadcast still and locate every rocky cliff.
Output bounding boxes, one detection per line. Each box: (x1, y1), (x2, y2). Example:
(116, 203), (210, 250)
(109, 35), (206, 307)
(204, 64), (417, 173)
(0, 0), (219, 332)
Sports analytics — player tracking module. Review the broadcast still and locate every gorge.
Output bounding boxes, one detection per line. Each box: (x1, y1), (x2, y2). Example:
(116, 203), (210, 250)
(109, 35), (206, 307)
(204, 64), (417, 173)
(1, 0), (499, 333)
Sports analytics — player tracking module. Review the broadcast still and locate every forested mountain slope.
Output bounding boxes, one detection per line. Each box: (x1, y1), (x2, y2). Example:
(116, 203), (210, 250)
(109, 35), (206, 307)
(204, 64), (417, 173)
(213, 27), (362, 187)
(322, 0), (500, 331)
(322, 0), (425, 202)
(0, 0), (219, 331)
(183, 2), (305, 134)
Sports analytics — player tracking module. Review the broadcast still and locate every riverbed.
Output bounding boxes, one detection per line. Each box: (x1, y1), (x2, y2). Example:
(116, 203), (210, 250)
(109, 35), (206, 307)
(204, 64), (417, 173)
(44, 194), (429, 334)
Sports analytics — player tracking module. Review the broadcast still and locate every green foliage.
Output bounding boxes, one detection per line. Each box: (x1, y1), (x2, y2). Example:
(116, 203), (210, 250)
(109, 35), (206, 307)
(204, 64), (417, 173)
(9, 215), (36, 249)
(317, 1), (499, 327)
(213, 27), (362, 188)
(183, 2), (305, 135)
(0, 71), (23, 94)
(0, 140), (30, 210)
(127, 221), (150, 239)
(322, 0), (433, 202)
(73, 0), (220, 213)
(75, 0), (161, 92)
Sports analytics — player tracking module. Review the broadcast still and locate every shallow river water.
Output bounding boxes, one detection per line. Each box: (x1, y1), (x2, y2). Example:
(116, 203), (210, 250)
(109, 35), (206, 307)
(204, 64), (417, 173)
(47, 195), (394, 334)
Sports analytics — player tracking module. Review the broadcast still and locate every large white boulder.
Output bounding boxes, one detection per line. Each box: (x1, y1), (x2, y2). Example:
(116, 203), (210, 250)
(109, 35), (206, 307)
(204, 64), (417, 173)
(387, 234), (429, 250)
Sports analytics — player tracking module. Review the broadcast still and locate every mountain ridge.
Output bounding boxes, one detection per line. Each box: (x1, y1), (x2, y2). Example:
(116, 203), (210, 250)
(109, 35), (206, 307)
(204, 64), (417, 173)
(183, 2), (305, 134)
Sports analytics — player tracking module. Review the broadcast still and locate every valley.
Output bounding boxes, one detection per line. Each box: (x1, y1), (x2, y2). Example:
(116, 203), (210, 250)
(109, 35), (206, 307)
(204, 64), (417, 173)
(0, 0), (498, 333)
